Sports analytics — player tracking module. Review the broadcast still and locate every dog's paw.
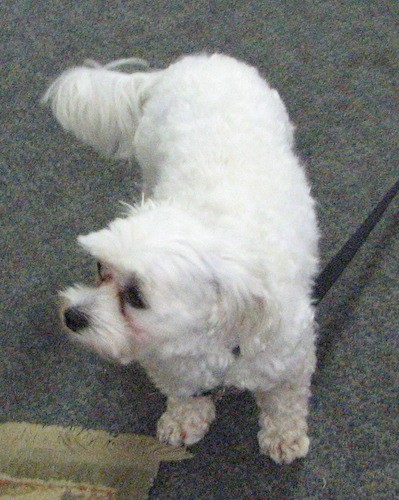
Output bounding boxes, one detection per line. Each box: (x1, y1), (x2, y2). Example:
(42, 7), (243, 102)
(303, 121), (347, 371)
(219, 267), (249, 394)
(258, 427), (310, 464)
(157, 397), (216, 447)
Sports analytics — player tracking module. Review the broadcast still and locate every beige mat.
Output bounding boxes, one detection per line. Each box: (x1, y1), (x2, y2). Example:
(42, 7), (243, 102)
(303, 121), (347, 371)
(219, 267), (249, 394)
(0, 422), (192, 499)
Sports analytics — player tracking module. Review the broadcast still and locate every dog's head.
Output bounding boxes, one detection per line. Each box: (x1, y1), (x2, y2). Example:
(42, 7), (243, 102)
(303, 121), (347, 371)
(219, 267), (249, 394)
(61, 204), (272, 364)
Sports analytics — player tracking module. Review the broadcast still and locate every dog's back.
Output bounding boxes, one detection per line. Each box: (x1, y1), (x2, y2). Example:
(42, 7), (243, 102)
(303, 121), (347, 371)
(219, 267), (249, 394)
(137, 54), (318, 286)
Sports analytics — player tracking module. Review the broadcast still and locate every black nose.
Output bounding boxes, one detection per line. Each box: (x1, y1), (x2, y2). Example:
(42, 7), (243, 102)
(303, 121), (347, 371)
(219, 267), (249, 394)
(64, 307), (89, 332)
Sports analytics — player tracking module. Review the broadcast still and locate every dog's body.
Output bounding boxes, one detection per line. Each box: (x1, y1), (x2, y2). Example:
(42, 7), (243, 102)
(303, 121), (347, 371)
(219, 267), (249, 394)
(44, 53), (319, 464)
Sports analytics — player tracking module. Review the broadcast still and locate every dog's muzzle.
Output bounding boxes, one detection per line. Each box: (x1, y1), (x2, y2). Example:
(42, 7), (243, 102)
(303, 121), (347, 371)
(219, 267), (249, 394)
(64, 307), (90, 333)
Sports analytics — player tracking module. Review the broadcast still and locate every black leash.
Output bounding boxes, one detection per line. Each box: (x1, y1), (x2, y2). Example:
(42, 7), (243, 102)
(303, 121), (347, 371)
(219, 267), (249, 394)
(314, 179), (399, 305)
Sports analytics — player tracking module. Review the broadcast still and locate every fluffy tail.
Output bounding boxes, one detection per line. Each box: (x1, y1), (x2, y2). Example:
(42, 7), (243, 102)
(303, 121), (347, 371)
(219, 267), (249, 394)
(42, 58), (153, 159)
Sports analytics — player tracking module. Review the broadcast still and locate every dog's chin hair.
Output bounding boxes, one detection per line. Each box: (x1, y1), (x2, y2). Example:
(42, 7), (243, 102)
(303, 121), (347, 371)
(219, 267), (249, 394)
(66, 331), (130, 365)
(42, 65), (150, 159)
(66, 323), (136, 365)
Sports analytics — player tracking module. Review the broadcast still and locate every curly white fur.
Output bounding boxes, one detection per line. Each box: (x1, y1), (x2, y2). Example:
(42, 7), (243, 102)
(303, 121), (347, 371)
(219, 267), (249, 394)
(44, 53), (319, 464)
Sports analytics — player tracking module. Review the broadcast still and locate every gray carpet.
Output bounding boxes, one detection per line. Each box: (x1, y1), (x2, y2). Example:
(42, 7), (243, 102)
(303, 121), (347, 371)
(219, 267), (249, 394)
(2, 1), (398, 498)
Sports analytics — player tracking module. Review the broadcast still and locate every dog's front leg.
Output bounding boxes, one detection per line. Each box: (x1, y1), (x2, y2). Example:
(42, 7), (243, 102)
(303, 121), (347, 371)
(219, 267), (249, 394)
(157, 396), (216, 447)
(255, 379), (311, 464)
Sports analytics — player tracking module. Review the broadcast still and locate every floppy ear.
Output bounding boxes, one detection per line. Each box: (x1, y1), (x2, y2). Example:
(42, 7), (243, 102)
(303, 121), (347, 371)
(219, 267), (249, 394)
(77, 213), (136, 263)
(78, 228), (119, 263)
(209, 255), (281, 358)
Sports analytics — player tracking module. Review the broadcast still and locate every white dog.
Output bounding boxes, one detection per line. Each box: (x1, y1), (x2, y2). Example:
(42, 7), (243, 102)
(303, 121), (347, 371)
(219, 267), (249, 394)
(43, 53), (319, 464)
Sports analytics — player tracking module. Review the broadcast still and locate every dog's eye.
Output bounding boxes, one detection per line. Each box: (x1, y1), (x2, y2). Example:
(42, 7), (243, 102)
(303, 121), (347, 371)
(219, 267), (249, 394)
(121, 282), (147, 309)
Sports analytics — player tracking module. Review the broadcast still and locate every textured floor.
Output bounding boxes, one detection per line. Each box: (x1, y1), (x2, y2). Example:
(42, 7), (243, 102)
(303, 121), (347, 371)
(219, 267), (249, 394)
(1, 1), (398, 498)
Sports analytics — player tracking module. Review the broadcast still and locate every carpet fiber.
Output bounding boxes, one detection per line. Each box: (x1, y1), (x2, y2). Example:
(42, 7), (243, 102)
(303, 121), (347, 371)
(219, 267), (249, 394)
(1, 0), (398, 498)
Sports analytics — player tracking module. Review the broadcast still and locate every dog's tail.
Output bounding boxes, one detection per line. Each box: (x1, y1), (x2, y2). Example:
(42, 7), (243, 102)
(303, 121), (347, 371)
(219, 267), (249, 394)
(42, 58), (154, 159)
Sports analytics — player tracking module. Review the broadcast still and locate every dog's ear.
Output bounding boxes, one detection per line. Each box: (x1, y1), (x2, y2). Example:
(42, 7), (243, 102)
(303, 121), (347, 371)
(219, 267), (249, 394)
(78, 228), (118, 263)
(77, 214), (136, 263)
(208, 255), (281, 358)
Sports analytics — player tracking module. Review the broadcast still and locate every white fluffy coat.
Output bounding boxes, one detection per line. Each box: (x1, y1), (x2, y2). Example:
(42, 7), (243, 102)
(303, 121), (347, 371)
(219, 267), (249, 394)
(44, 53), (319, 464)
